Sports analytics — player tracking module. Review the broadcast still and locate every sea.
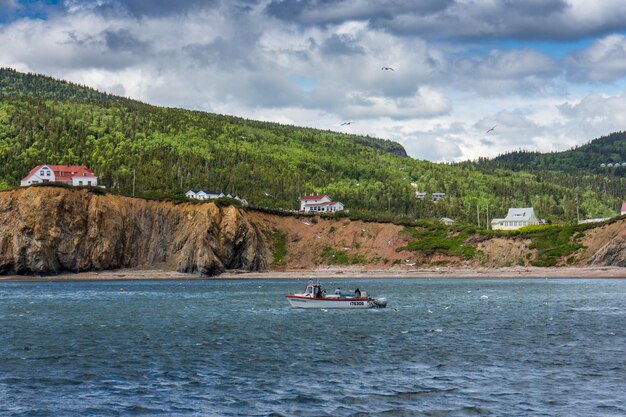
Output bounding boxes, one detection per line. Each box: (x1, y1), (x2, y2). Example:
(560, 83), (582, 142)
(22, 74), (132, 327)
(1, 278), (625, 416)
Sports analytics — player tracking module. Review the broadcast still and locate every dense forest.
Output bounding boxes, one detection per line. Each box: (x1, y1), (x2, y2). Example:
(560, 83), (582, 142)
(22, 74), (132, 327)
(1, 68), (624, 225)
(463, 131), (626, 176)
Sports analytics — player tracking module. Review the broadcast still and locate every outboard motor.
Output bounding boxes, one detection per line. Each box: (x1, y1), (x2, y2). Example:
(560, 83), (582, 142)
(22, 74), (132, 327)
(373, 297), (387, 308)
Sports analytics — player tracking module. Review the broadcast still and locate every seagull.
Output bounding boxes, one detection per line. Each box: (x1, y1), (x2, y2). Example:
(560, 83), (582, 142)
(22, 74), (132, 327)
(486, 125), (497, 134)
(381, 66), (394, 71)
(340, 121), (353, 126)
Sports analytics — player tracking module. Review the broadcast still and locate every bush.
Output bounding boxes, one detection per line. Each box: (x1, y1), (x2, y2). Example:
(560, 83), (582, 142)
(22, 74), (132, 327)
(319, 246), (349, 265)
(213, 197), (243, 208)
(271, 231), (287, 265)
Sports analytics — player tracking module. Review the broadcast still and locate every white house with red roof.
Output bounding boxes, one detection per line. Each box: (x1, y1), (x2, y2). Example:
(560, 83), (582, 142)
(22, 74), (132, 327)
(21, 164), (99, 187)
(299, 194), (344, 213)
(621, 202), (626, 216)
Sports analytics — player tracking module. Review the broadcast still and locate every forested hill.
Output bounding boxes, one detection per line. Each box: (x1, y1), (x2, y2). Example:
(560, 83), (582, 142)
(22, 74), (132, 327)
(0, 67), (136, 105)
(464, 132), (626, 176)
(0, 68), (624, 223)
(0, 68), (407, 158)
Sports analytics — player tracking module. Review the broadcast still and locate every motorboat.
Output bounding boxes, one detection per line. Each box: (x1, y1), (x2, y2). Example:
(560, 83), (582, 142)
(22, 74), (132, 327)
(285, 281), (387, 309)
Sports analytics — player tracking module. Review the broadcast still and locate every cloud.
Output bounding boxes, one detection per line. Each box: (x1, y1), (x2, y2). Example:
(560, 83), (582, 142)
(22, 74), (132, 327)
(566, 34), (626, 82)
(265, 0), (626, 42)
(558, 91), (626, 127)
(265, 0), (451, 26)
(0, 0), (19, 14)
(452, 48), (558, 95)
(63, 0), (219, 18)
(343, 86), (451, 119)
(1, 0), (626, 163)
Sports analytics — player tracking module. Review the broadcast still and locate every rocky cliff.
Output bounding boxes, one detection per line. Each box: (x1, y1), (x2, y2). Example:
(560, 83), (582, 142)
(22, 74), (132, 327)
(0, 186), (270, 275)
(587, 227), (626, 267)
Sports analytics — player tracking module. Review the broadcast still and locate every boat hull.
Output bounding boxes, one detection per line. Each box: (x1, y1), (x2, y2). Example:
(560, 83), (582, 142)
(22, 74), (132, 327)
(286, 296), (386, 309)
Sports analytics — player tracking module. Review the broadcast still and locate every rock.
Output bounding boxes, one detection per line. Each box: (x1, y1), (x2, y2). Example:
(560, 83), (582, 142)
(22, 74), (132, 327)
(588, 233), (626, 267)
(0, 186), (270, 276)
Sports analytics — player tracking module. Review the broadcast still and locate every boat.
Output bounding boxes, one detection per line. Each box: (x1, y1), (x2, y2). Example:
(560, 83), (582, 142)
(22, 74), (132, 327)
(285, 281), (387, 309)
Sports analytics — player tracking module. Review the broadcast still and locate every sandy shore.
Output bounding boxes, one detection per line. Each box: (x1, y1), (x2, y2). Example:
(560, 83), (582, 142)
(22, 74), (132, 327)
(1, 266), (626, 282)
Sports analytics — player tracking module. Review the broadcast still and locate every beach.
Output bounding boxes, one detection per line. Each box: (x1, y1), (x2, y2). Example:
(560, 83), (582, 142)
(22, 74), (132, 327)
(2, 266), (626, 281)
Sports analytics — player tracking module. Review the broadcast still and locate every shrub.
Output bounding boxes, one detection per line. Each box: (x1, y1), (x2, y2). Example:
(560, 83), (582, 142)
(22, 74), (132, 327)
(271, 231), (287, 265)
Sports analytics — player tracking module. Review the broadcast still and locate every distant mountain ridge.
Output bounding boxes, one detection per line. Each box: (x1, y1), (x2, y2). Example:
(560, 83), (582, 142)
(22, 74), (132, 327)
(470, 131), (626, 175)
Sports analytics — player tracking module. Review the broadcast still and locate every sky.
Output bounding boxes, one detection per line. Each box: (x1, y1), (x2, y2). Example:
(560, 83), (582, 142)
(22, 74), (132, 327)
(1, 0), (626, 162)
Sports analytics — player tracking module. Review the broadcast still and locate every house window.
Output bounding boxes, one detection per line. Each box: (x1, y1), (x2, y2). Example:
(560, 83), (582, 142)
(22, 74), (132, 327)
(60, 172), (64, 177)
(83, 173), (87, 177)
(79, 181), (83, 185)
(47, 171), (51, 176)
(87, 181), (91, 186)
(40, 170), (44, 176)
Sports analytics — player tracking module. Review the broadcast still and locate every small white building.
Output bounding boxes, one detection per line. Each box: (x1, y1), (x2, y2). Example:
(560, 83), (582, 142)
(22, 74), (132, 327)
(299, 194), (344, 213)
(432, 192), (445, 202)
(491, 207), (541, 230)
(416, 192), (426, 200)
(21, 164), (99, 187)
(621, 202), (626, 216)
(186, 189), (247, 206)
(440, 217), (455, 225)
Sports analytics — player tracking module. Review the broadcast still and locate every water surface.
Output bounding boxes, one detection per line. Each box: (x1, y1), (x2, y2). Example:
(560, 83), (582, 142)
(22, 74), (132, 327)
(1, 278), (625, 416)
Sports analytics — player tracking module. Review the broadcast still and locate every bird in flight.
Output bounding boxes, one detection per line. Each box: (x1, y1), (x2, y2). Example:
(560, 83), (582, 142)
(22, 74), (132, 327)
(486, 125), (497, 133)
(381, 66), (394, 71)
(340, 121), (353, 126)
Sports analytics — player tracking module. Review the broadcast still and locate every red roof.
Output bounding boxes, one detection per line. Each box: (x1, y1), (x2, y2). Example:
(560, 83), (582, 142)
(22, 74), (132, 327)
(304, 201), (336, 206)
(22, 164), (96, 182)
(621, 202), (626, 213)
(300, 194), (328, 201)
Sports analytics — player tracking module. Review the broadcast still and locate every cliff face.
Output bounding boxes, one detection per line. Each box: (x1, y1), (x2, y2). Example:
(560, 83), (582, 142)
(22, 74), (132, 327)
(587, 227), (626, 267)
(0, 186), (270, 275)
(2, 187), (625, 276)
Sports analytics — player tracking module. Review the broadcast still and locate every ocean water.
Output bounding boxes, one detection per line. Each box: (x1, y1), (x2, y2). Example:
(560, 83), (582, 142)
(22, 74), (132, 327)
(0, 278), (625, 416)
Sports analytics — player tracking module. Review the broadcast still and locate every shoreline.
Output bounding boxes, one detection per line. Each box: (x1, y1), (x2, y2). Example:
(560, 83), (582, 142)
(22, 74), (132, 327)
(1, 266), (626, 282)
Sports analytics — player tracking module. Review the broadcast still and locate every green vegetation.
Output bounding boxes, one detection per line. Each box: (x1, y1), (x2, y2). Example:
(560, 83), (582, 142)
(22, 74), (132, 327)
(401, 224), (476, 258)
(1, 68), (624, 224)
(517, 224), (590, 267)
(319, 246), (368, 265)
(271, 231), (288, 266)
(465, 131), (626, 176)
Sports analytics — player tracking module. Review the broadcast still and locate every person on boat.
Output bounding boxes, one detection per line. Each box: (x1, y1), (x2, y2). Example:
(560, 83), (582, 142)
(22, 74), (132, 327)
(335, 287), (341, 296)
(315, 286), (323, 298)
(355, 288), (361, 297)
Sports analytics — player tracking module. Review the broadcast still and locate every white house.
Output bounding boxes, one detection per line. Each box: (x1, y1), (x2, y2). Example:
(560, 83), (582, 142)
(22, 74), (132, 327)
(186, 189), (247, 206)
(21, 164), (99, 187)
(432, 192), (445, 202)
(416, 192), (426, 200)
(621, 202), (626, 216)
(299, 194), (344, 213)
(491, 207), (541, 230)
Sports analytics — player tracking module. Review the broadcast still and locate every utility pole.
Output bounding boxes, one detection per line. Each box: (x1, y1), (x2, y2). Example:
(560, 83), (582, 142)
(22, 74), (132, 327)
(576, 194), (580, 223)
(477, 204), (480, 228)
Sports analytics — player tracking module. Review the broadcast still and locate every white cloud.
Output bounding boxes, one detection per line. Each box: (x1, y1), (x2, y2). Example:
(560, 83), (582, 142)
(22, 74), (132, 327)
(0, 0), (625, 163)
(567, 34), (626, 82)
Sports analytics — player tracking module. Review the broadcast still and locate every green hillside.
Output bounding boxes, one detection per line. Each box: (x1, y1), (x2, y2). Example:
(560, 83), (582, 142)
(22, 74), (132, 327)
(0, 68), (624, 224)
(467, 131), (626, 175)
